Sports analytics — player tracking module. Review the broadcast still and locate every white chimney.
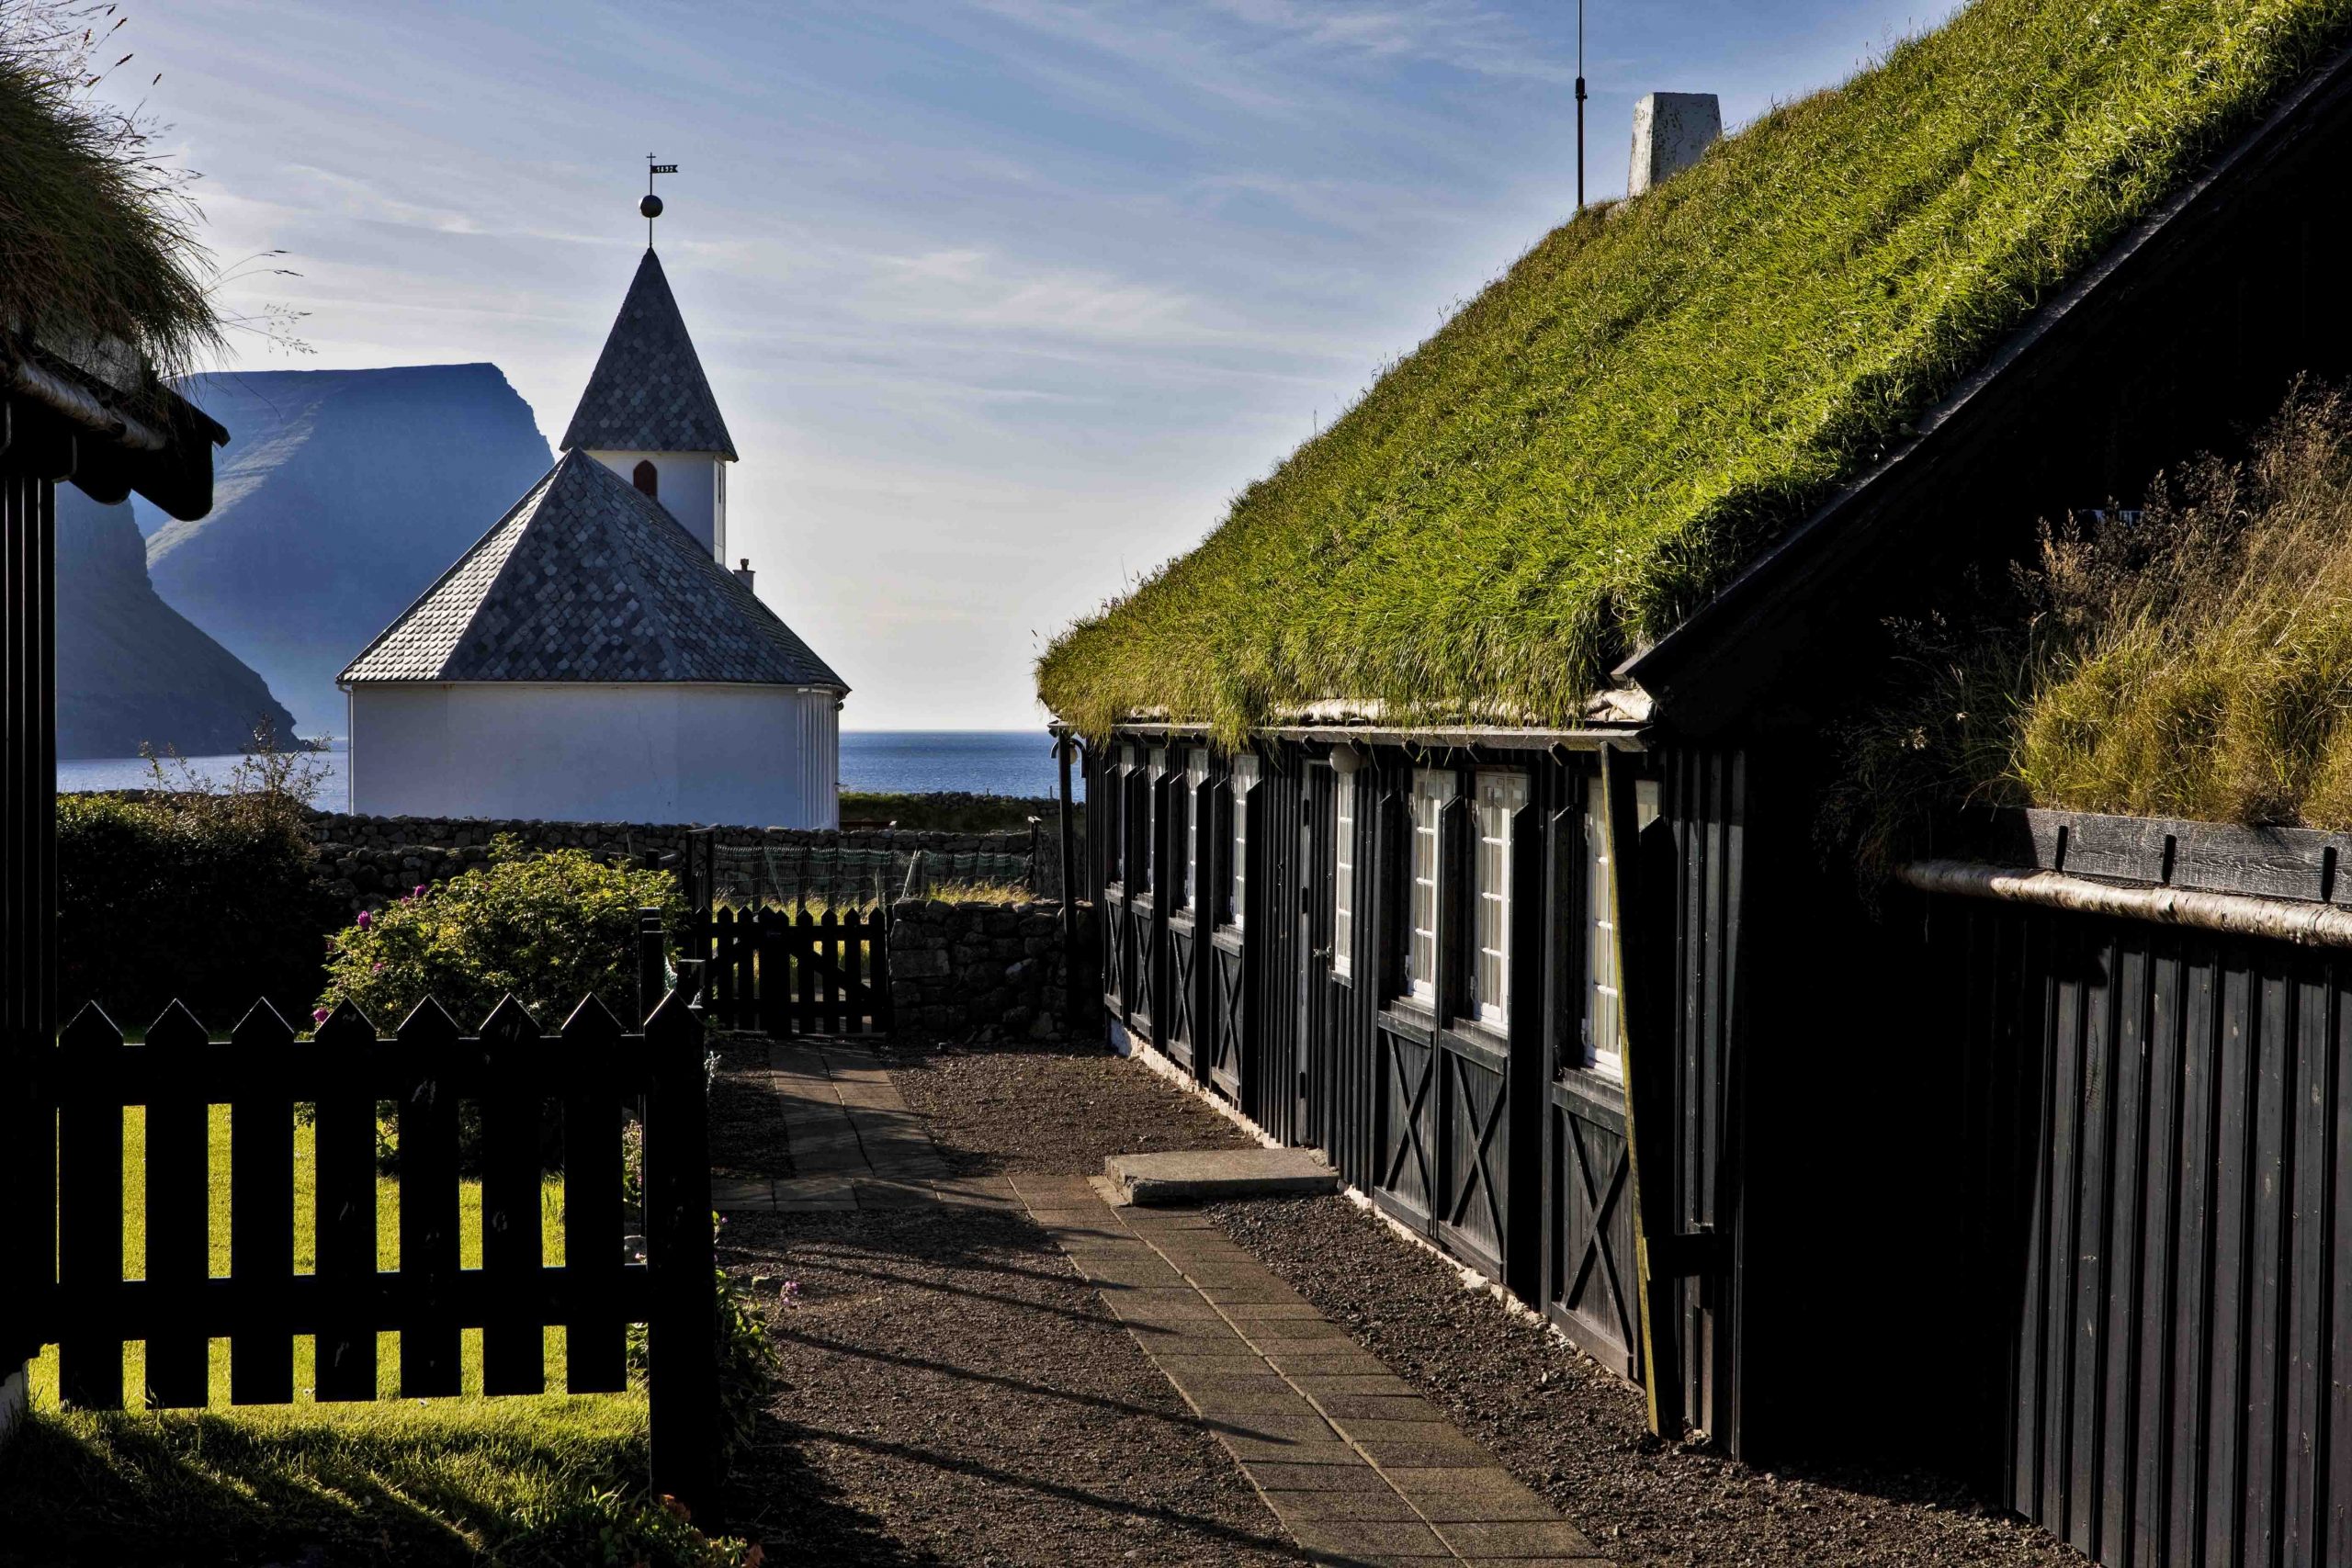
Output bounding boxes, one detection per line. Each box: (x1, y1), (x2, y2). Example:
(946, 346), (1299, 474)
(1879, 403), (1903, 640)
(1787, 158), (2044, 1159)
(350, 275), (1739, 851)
(1627, 92), (1721, 197)
(734, 558), (755, 592)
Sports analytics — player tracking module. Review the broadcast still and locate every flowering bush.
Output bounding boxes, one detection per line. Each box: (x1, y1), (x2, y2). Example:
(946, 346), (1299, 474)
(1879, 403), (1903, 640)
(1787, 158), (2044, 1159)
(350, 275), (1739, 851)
(318, 835), (680, 1031)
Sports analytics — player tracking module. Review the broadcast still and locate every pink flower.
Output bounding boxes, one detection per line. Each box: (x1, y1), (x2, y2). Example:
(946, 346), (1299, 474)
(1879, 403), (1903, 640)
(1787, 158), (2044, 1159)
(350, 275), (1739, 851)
(355, 909), (372, 930)
(412, 884), (427, 899)
(780, 1280), (801, 1304)
(371, 962), (386, 974)
(312, 1007), (331, 1026)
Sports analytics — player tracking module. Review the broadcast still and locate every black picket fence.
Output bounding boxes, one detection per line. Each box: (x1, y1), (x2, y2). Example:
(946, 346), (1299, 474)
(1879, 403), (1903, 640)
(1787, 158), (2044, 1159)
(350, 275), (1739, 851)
(685, 905), (890, 1036)
(34, 964), (722, 1515)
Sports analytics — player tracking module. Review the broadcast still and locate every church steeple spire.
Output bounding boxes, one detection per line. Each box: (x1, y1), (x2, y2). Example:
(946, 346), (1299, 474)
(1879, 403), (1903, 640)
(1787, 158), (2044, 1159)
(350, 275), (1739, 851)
(561, 248), (737, 461)
(563, 201), (738, 562)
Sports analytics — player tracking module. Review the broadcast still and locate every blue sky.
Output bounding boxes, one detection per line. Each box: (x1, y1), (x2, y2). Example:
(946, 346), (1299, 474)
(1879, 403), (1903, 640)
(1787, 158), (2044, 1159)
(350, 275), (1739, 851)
(130, 0), (1962, 728)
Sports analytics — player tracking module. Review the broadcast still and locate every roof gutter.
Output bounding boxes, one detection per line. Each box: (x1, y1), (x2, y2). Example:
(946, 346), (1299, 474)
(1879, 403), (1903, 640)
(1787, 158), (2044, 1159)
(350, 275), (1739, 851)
(1618, 39), (2352, 727)
(10, 355), (167, 451)
(1049, 717), (1645, 754)
(1900, 859), (2352, 950)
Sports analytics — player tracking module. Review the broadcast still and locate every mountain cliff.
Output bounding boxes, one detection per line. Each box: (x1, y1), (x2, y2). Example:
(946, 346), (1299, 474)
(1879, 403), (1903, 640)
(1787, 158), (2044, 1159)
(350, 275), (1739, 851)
(141, 364), (553, 731)
(55, 486), (299, 759)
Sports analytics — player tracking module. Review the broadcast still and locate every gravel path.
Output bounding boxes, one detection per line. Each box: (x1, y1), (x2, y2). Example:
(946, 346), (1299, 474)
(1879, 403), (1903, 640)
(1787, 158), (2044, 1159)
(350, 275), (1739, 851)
(886, 1038), (1261, 1177)
(721, 1034), (2083, 1565)
(1207, 1195), (2085, 1567)
(713, 1040), (1307, 1566)
(710, 1032), (797, 1180)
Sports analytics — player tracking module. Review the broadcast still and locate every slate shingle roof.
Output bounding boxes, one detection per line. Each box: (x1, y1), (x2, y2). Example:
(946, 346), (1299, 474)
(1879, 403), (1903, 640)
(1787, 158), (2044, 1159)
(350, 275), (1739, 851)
(559, 248), (738, 459)
(341, 450), (844, 689)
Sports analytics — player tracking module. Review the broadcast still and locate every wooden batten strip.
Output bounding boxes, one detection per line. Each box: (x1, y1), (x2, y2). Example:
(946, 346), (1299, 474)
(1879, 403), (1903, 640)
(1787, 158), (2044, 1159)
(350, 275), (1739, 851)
(1901, 860), (2352, 948)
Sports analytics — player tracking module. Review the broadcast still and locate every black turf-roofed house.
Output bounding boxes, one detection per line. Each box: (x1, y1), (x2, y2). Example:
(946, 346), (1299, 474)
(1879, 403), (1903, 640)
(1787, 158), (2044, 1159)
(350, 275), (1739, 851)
(1039, 4), (2352, 1562)
(1, 66), (228, 1424)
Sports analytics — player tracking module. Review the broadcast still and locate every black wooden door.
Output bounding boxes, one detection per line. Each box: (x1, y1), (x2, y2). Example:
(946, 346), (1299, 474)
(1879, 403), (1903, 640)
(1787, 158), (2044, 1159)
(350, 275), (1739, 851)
(1374, 1012), (1438, 1231)
(1208, 936), (1246, 1100)
(1164, 917), (1199, 1072)
(1101, 885), (1132, 1022)
(1546, 1075), (1640, 1379)
(1131, 889), (1158, 1039)
(1432, 1027), (1511, 1281)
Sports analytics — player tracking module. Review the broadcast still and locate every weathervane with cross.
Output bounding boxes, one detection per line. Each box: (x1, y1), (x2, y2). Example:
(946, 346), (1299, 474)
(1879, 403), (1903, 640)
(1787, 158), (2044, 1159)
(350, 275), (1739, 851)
(642, 154), (678, 246)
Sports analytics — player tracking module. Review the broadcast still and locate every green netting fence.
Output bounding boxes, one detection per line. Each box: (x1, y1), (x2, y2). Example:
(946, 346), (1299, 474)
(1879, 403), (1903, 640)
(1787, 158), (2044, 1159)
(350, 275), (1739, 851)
(707, 842), (1046, 908)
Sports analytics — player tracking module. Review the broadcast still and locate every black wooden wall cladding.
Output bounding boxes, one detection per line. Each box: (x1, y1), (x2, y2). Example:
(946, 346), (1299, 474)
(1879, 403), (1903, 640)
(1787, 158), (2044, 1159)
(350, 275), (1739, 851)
(1657, 749), (1747, 1446)
(1926, 897), (2352, 1568)
(3, 456), (58, 1372)
(1086, 733), (1757, 1418)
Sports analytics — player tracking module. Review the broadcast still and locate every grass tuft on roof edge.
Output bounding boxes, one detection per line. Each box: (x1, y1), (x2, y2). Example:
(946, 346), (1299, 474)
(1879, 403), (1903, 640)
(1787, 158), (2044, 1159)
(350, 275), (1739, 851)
(1036, 0), (2352, 745)
(0, 51), (220, 389)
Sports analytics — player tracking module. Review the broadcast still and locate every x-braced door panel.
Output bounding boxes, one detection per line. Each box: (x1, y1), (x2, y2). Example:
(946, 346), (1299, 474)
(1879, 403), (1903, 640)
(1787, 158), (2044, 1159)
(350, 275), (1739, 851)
(1208, 942), (1245, 1099)
(1435, 1043), (1509, 1280)
(1547, 1081), (1638, 1380)
(1166, 925), (1198, 1070)
(1374, 1023), (1436, 1229)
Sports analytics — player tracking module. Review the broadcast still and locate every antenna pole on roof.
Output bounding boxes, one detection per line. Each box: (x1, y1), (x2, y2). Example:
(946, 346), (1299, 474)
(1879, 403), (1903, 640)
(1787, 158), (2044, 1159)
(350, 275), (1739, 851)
(1571, 0), (1589, 211)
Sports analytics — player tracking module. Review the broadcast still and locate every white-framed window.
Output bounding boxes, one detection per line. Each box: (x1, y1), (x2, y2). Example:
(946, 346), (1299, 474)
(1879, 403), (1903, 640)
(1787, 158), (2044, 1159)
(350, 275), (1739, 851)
(1227, 754), (1259, 929)
(1331, 757), (1358, 978)
(1470, 771), (1526, 1030)
(1404, 770), (1453, 1003)
(1146, 747), (1167, 895)
(1582, 787), (1622, 1079)
(1183, 750), (1208, 912)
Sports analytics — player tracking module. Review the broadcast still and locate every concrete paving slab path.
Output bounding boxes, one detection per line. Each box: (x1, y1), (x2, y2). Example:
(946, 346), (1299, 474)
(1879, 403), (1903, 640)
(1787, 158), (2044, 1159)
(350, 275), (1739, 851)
(1008, 1175), (1612, 1567)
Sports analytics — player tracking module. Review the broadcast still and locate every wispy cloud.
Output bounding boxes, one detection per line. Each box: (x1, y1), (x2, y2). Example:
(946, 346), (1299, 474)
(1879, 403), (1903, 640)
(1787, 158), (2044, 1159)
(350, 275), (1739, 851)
(1203, 0), (1575, 82)
(124, 0), (1961, 728)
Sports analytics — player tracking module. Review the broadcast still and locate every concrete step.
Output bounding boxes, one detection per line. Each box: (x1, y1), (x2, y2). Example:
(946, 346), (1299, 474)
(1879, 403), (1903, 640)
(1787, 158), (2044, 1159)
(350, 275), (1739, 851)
(1106, 1148), (1338, 1206)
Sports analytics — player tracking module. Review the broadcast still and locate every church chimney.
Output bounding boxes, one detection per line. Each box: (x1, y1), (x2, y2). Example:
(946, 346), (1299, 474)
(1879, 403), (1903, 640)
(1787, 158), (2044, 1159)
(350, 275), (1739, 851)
(1626, 92), (1720, 196)
(735, 558), (755, 592)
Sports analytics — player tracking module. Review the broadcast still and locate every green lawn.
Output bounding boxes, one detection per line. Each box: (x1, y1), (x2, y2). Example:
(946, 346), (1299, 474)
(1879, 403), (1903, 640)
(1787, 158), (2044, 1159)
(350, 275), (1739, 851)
(31, 1105), (583, 1403)
(1, 1108), (740, 1567)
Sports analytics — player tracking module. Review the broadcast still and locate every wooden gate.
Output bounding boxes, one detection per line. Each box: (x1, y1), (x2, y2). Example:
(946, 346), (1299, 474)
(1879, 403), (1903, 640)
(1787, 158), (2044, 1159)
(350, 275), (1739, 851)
(36, 975), (721, 1510)
(692, 905), (890, 1035)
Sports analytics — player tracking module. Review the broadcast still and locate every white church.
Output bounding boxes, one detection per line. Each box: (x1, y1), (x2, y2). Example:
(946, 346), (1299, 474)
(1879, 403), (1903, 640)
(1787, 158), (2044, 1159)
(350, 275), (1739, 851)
(341, 232), (846, 828)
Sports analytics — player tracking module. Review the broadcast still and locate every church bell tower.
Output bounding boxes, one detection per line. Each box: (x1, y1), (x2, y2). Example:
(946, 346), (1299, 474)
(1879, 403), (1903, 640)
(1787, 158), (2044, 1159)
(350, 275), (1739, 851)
(558, 165), (738, 561)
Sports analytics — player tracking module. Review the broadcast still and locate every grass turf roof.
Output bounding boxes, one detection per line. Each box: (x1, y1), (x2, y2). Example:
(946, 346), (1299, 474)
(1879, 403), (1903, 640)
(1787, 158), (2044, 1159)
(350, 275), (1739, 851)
(1037, 0), (2352, 744)
(0, 53), (218, 386)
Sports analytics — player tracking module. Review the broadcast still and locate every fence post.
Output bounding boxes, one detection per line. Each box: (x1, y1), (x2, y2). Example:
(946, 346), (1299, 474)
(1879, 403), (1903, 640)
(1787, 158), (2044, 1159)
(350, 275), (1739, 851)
(635, 908), (667, 1028)
(645, 961), (721, 1523)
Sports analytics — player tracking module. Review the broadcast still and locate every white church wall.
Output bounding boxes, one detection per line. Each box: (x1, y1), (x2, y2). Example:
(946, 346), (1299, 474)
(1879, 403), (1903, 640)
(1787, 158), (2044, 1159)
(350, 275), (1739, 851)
(585, 449), (726, 560)
(349, 682), (840, 829)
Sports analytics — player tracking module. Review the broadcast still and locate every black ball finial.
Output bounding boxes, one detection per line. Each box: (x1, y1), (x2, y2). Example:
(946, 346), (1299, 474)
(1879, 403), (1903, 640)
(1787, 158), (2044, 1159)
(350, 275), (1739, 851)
(639, 193), (664, 220)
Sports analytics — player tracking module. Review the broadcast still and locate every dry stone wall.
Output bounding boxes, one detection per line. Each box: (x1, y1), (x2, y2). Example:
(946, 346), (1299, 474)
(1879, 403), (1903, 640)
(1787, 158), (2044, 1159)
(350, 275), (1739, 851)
(886, 899), (1100, 1042)
(303, 809), (1042, 913)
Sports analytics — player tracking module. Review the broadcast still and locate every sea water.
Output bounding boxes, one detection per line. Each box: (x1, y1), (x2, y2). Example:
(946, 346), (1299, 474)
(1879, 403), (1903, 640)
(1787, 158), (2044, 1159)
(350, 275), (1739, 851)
(54, 731), (1081, 807)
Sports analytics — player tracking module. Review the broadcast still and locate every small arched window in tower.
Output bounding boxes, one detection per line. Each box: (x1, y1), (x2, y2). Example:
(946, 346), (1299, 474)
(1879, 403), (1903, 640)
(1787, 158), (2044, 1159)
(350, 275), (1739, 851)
(631, 459), (659, 499)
